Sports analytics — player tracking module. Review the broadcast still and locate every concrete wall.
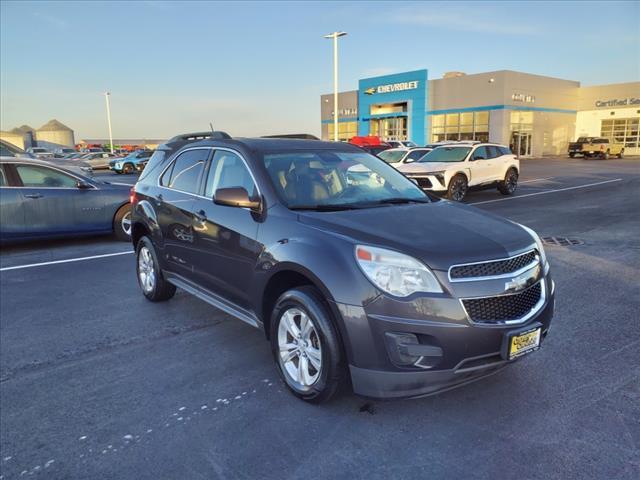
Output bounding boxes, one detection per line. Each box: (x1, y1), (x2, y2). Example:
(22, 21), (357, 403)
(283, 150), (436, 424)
(577, 82), (640, 111)
(320, 90), (358, 141)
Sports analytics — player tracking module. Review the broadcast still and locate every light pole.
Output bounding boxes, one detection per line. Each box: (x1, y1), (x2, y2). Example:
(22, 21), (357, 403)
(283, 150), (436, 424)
(323, 31), (347, 142)
(104, 92), (114, 154)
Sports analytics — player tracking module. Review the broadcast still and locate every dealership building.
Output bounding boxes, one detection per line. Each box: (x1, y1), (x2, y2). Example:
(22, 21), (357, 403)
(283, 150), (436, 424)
(320, 69), (640, 156)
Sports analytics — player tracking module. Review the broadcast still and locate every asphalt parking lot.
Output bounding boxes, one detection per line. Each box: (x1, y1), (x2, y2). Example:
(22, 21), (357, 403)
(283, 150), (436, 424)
(1, 157), (638, 479)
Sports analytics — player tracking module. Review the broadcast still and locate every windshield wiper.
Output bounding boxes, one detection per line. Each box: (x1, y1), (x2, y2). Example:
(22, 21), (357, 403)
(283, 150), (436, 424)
(373, 197), (430, 205)
(289, 204), (364, 211)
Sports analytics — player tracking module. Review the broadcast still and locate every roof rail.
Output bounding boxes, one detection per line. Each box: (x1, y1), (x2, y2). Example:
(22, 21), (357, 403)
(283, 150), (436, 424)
(260, 134), (320, 140)
(168, 131), (232, 143)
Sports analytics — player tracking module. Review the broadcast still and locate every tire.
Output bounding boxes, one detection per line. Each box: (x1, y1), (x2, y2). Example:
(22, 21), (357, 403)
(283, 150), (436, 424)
(113, 204), (132, 241)
(270, 286), (345, 403)
(136, 236), (176, 302)
(123, 163), (134, 174)
(569, 152), (575, 158)
(618, 149), (624, 159)
(498, 168), (519, 195)
(446, 174), (468, 201)
(600, 150), (610, 160)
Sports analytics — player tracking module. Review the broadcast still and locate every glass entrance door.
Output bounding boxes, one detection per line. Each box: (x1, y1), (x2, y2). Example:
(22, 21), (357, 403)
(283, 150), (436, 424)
(371, 117), (407, 142)
(510, 132), (532, 157)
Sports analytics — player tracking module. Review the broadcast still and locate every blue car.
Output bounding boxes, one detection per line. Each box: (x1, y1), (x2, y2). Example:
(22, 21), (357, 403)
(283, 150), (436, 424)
(109, 150), (153, 174)
(0, 158), (132, 242)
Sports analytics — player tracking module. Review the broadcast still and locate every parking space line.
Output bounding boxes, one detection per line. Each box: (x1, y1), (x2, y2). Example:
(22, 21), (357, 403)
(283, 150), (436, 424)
(0, 251), (133, 272)
(519, 177), (553, 184)
(469, 178), (623, 206)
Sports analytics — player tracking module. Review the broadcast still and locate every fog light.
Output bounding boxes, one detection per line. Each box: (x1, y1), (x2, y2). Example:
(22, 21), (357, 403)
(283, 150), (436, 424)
(384, 332), (443, 369)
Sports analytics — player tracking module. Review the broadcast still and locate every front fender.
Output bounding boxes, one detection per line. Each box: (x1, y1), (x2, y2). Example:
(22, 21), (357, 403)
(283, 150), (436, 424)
(254, 235), (379, 309)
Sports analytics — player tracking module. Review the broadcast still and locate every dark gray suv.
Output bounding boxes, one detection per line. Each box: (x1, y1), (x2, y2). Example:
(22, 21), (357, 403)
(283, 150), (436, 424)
(131, 132), (555, 402)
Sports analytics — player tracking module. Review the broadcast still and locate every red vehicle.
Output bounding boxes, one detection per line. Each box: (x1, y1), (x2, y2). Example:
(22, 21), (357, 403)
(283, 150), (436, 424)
(349, 135), (387, 147)
(349, 136), (391, 157)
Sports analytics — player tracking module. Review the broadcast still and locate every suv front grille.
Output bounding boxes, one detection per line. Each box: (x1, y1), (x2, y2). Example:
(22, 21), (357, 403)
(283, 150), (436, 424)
(407, 176), (432, 189)
(462, 282), (542, 324)
(450, 250), (538, 280)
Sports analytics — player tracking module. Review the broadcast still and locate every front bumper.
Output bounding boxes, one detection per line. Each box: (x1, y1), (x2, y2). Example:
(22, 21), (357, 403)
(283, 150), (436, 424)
(404, 173), (447, 192)
(335, 275), (555, 399)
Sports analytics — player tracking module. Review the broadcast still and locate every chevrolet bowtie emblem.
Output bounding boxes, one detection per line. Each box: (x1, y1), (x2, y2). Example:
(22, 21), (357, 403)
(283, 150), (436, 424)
(505, 266), (539, 292)
(364, 87), (376, 95)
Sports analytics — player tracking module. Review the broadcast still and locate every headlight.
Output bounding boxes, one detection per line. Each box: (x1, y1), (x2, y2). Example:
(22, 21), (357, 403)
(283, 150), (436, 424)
(519, 224), (548, 268)
(355, 245), (443, 297)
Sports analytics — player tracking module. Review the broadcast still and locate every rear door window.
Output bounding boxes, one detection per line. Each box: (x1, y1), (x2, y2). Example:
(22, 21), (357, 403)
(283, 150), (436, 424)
(487, 146), (502, 158)
(161, 149), (208, 194)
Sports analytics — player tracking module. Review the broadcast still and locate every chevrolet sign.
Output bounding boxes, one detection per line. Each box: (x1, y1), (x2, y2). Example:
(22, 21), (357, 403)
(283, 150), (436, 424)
(364, 81), (419, 95)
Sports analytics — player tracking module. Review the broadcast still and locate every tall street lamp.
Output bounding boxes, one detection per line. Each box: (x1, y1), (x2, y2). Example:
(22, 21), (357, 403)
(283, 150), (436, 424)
(104, 92), (114, 154)
(323, 31), (347, 142)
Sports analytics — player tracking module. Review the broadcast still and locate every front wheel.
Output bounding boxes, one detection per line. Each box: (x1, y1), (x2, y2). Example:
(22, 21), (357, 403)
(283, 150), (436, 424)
(600, 150), (610, 160)
(136, 236), (176, 302)
(270, 286), (345, 403)
(498, 168), (519, 195)
(447, 174), (468, 201)
(568, 152), (575, 158)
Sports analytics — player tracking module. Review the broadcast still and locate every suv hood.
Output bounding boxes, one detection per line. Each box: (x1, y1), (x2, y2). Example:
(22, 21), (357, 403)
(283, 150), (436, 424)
(397, 162), (459, 173)
(297, 201), (533, 271)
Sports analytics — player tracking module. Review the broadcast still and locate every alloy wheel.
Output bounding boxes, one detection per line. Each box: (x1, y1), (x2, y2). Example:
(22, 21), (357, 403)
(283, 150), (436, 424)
(277, 308), (322, 390)
(121, 211), (132, 237)
(138, 246), (156, 293)
(450, 178), (467, 201)
(506, 171), (518, 193)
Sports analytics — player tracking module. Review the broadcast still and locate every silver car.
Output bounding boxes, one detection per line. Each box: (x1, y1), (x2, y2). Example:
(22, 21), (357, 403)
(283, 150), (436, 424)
(79, 152), (119, 170)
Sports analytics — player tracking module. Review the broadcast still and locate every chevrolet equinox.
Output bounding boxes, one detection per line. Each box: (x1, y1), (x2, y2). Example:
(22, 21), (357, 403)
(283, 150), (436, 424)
(131, 132), (555, 402)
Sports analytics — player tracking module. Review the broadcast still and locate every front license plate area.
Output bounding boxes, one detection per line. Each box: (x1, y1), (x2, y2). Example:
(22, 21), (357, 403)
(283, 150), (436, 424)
(502, 323), (542, 360)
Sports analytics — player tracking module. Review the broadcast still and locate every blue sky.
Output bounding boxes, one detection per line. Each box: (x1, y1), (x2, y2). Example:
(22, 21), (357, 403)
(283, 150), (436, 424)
(1, 1), (638, 140)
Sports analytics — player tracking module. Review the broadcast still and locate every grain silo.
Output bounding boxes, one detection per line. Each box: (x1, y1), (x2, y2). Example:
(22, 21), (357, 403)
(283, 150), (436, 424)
(35, 119), (75, 149)
(12, 125), (36, 148)
(1, 130), (27, 149)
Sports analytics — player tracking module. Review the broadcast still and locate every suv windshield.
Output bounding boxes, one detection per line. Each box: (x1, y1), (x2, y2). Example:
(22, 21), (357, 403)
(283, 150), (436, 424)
(377, 149), (407, 164)
(419, 147), (471, 162)
(263, 150), (429, 210)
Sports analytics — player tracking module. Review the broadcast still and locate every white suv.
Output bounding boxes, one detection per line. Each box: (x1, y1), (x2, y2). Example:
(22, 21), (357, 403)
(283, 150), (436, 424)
(396, 143), (519, 201)
(378, 147), (433, 165)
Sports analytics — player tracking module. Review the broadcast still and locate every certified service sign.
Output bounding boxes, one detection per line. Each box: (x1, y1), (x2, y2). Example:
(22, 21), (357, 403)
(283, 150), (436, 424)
(364, 81), (419, 95)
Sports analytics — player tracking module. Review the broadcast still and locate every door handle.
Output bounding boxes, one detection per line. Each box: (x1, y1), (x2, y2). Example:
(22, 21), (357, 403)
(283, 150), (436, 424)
(24, 193), (44, 199)
(194, 210), (207, 222)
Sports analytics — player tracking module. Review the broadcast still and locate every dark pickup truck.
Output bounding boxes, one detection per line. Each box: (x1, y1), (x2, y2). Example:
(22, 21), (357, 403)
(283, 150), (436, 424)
(568, 137), (624, 159)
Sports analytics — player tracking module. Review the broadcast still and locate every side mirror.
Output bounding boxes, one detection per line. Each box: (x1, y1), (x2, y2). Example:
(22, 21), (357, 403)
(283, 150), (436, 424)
(214, 187), (261, 211)
(76, 181), (92, 189)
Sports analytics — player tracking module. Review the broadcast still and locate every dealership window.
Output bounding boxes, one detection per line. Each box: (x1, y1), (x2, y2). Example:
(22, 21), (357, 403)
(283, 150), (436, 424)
(328, 121), (357, 142)
(430, 111), (489, 142)
(601, 118), (639, 148)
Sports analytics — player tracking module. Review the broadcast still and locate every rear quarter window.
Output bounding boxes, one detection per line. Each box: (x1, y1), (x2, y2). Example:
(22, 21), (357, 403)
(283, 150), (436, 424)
(138, 150), (167, 183)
